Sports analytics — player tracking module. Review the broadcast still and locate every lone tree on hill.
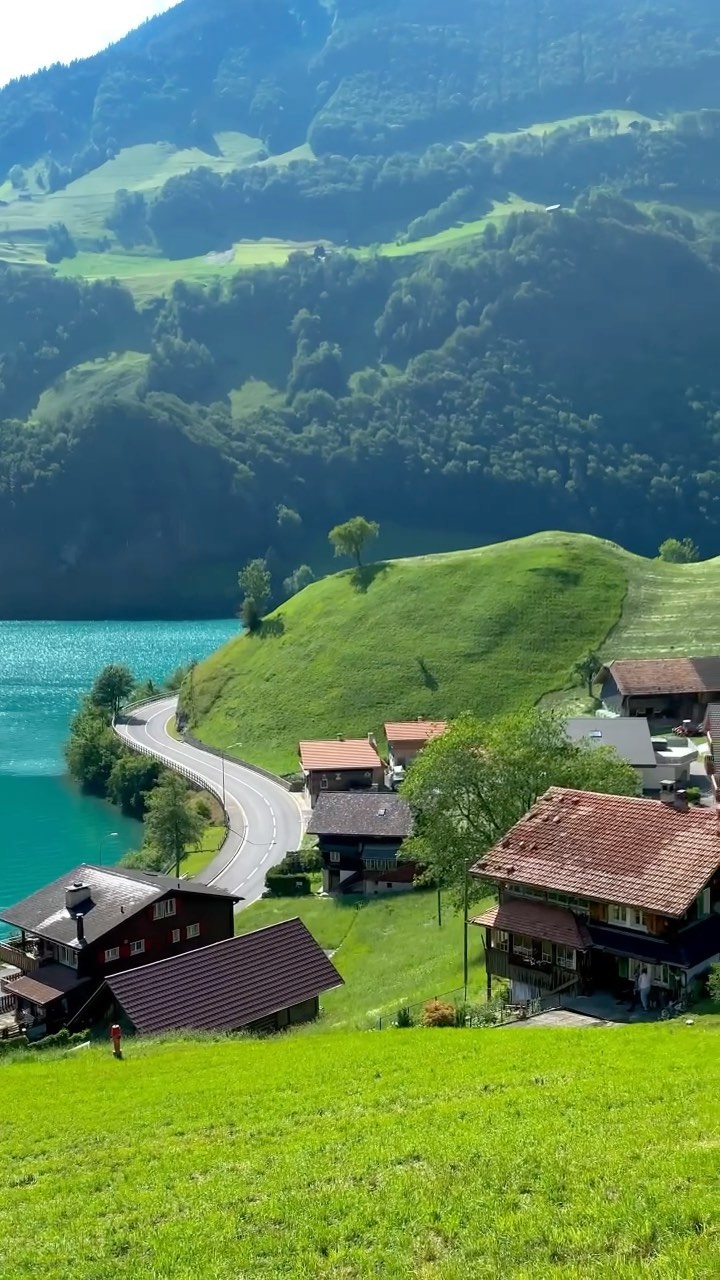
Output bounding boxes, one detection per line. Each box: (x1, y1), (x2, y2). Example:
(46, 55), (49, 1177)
(573, 650), (602, 698)
(90, 664), (135, 719)
(328, 516), (380, 567)
(143, 772), (205, 878)
(658, 537), (700, 564)
(238, 558), (272, 632)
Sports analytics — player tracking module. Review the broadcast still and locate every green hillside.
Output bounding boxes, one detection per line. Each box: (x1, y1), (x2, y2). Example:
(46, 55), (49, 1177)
(187, 533), (720, 774)
(2, 1026), (718, 1278)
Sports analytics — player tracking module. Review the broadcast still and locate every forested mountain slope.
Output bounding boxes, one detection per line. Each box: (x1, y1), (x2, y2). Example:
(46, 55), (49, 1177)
(2, 1), (720, 615)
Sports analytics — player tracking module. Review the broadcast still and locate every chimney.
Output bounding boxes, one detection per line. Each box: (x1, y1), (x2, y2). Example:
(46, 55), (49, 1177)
(660, 781), (676, 806)
(674, 789), (689, 812)
(65, 881), (90, 912)
(368, 733), (377, 748)
(76, 912), (85, 944)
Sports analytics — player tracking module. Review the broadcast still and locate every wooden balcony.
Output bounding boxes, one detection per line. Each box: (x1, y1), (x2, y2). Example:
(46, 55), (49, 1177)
(0, 942), (40, 974)
(486, 947), (574, 993)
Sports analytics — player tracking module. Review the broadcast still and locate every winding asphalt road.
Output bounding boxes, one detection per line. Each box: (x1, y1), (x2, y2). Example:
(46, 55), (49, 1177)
(114, 697), (303, 907)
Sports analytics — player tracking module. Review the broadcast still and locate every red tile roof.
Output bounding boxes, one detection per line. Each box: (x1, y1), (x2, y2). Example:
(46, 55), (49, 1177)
(384, 721), (447, 745)
(104, 919), (343, 1036)
(299, 739), (383, 771)
(473, 899), (591, 950)
(471, 788), (720, 917)
(605, 657), (720, 697)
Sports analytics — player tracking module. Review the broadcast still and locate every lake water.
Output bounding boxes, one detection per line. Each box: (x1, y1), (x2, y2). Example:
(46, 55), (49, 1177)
(0, 620), (236, 915)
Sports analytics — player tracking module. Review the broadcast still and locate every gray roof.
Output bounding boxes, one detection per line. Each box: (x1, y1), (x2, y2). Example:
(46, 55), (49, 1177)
(307, 792), (413, 839)
(104, 919), (343, 1035)
(565, 717), (656, 768)
(0, 864), (237, 949)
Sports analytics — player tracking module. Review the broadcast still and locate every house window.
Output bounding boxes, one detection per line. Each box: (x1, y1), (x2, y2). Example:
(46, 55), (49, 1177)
(609, 904), (646, 931)
(171, 929), (181, 944)
(494, 929), (509, 951)
(186, 924), (200, 939)
(329, 851), (341, 864)
(57, 945), (79, 969)
(153, 898), (176, 921)
(130, 939), (145, 956)
(697, 888), (711, 918)
(541, 941), (552, 964)
(320, 775), (328, 789)
(556, 945), (576, 971)
(513, 934), (534, 959)
(104, 947), (120, 963)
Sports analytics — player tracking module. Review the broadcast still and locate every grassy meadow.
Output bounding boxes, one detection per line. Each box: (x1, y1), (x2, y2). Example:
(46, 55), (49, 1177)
(1, 1026), (718, 1279)
(234, 889), (488, 1030)
(188, 533), (629, 773)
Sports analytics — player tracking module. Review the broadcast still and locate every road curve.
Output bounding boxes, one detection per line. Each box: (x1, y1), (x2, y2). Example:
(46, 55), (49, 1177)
(114, 697), (303, 906)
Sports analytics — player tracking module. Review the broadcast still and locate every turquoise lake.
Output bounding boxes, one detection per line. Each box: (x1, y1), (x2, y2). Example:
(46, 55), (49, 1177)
(0, 619), (236, 915)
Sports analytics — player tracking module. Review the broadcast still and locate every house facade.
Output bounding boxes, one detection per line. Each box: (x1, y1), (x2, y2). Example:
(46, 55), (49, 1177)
(299, 738), (385, 806)
(384, 721), (447, 772)
(307, 792), (416, 895)
(0, 865), (237, 1037)
(472, 787), (720, 1006)
(600, 657), (720, 722)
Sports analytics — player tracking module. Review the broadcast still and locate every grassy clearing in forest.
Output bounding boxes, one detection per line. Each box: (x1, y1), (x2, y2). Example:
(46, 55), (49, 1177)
(1, 1025), (718, 1279)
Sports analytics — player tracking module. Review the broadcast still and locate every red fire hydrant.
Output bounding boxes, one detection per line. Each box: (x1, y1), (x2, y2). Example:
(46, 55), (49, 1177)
(110, 1023), (123, 1059)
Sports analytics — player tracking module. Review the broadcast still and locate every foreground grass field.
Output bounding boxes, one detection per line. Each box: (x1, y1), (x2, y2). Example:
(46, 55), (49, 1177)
(235, 889), (488, 1029)
(1, 1026), (718, 1278)
(189, 533), (628, 773)
(189, 533), (720, 773)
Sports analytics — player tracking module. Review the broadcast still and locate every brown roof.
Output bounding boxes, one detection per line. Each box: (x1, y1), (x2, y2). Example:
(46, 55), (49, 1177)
(9, 965), (89, 1007)
(471, 788), (720, 917)
(299, 739), (383, 771)
(384, 721), (447, 745)
(104, 918), (343, 1035)
(473, 899), (591, 950)
(605, 657), (720, 697)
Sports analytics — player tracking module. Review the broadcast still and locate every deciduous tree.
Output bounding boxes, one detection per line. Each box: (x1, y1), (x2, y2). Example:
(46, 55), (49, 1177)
(328, 516), (380, 567)
(89, 664), (135, 719)
(573, 650), (602, 698)
(402, 710), (639, 904)
(658, 537), (700, 563)
(143, 772), (205, 877)
(238, 558), (271, 627)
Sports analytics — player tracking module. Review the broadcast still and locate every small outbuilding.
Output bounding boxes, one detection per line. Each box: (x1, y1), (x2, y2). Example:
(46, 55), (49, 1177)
(299, 737), (385, 806)
(79, 918), (343, 1036)
(599, 657), (720, 723)
(565, 716), (696, 793)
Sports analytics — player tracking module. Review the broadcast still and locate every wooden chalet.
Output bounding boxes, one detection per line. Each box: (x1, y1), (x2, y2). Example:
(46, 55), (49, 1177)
(472, 788), (720, 1006)
(599, 657), (720, 722)
(307, 792), (416, 895)
(383, 720), (447, 771)
(299, 737), (384, 807)
(0, 864), (237, 1038)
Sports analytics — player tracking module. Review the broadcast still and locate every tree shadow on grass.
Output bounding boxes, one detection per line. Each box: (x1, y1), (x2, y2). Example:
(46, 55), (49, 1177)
(350, 562), (393, 594)
(528, 567), (581, 588)
(417, 657), (439, 691)
(258, 615), (286, 638)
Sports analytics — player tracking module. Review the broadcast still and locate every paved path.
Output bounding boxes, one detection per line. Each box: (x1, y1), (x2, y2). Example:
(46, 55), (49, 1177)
(114, 697), (303, 907)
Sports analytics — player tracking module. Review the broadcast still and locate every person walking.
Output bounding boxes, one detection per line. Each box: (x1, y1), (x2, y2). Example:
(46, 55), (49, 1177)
(638, 967), (652, 1012)
(628, 968), (641, 1012)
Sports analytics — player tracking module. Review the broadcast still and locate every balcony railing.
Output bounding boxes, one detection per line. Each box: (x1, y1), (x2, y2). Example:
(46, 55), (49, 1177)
(0, 942), (40, 974)
(486, 947), (572, 992)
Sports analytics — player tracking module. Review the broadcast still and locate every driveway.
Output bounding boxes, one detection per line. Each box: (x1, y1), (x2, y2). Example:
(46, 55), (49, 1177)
(114, 697), (303, 906)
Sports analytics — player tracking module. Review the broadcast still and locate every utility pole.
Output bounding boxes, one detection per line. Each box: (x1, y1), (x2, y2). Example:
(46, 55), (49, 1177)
(437, 881), (442, 928)
(463, 856), (469, 1001)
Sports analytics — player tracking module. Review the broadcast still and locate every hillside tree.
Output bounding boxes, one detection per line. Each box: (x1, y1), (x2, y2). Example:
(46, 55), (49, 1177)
(573, 650), (602, 698)
(143, 772), (205, 877)
(328, 516), (380, 567)
(658, 537), (700, 563)
(238, 557), (272, 631)
(402, 710), (640, 904)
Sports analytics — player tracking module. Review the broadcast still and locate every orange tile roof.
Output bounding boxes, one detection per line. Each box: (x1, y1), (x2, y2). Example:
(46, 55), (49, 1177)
(471, 788), (720, 918)
(606, 657), (720, 696)
(384, 721), (447, 745)
(473, 899), (591, 951)
(299, 739), (383, 771)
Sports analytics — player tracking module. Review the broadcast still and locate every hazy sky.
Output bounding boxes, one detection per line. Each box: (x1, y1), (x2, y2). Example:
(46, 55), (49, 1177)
(0, 1), (180, 87)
